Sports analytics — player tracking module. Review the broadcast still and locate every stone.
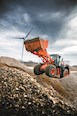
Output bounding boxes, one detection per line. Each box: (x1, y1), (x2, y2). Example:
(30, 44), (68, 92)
(0, 57), (77, 116)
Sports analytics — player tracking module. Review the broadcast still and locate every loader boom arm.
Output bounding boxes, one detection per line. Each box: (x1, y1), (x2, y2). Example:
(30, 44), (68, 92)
(32, 49), (53, 64)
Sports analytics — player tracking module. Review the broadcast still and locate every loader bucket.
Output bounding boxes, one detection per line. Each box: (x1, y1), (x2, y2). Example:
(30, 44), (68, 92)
(24, 37), (48, 52)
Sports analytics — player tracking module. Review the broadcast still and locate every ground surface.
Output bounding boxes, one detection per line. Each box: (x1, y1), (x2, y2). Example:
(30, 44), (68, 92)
(0, 57), (77, 116)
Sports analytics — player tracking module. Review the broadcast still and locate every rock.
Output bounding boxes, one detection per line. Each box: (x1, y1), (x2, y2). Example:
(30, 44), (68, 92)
(0, 57), (77, 116)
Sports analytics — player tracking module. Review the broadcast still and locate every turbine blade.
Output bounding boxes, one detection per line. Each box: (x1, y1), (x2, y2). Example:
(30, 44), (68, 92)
(10, 37), (24, 40)
(18, 38), (24, 40)
(24, 28), (33, 39)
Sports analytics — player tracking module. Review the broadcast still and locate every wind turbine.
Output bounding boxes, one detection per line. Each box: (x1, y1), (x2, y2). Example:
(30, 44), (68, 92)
(14, 28), (33, 62)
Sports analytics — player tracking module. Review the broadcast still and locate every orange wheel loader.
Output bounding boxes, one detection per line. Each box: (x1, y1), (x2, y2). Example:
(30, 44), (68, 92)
(24, 37), (69, 78)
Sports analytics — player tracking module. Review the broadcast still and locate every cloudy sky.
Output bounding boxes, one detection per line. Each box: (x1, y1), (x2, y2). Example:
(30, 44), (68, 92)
(0, 0), (77, 65)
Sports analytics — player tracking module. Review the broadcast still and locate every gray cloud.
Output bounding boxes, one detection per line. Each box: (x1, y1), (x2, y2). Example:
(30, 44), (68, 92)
(0, 0), (77, 13)
(0, 0), (77, 40)
(0, 0), (77, 65)
(0, 0), (77, 51)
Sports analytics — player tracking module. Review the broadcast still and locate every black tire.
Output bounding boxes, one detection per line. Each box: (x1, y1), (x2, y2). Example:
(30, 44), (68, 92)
(60, 68), (63, 78)
(34, 64), (44, 75)
(63, 69), (69, 77)
(45, 65), (56, 77)
(60, 68), (69, 78)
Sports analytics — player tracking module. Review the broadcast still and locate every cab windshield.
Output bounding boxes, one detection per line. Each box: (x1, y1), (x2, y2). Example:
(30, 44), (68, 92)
(50, 55), (57, 60)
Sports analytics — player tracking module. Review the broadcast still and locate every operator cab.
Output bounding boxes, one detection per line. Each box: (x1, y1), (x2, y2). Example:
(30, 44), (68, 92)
(50, 54), (62, 67)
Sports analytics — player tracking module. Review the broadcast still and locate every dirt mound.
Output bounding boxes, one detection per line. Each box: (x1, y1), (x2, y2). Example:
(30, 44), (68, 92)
(59, 73), (77, 108)
(36, 75), (70, 99)
(36, 73), (77, 108)
(0, 56), (27, 71)
(70, 66), (77, 71)
(0, 56), (32, 74)
(0, 57), (77, 116)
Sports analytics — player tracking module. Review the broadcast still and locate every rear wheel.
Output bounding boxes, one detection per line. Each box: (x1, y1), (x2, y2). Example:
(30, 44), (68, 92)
(63, 69), (69, 77)
(45, 65), (56, 77)
(60, 68), (69, 78)
(34, 64), (44, 75)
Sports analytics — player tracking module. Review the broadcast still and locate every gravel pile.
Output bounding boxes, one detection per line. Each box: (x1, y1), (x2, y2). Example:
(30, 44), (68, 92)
(59, 72), (77, 108)
(0, 57), (77, 116)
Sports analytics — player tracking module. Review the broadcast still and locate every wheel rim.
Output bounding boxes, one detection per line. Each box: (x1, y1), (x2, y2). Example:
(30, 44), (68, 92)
(50, 68), (55, 75)
(64, 71), (68, 77)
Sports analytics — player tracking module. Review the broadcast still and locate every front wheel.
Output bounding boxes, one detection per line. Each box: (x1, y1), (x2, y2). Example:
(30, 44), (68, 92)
(45, 65), (56, 77)
(34, 64), (44, 75)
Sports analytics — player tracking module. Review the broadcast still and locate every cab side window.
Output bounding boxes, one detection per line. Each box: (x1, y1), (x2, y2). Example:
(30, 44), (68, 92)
(56, 57), (60, 66)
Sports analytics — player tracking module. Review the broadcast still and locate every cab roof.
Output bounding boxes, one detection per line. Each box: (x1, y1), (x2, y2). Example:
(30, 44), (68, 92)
(50, 54), (61, 58)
